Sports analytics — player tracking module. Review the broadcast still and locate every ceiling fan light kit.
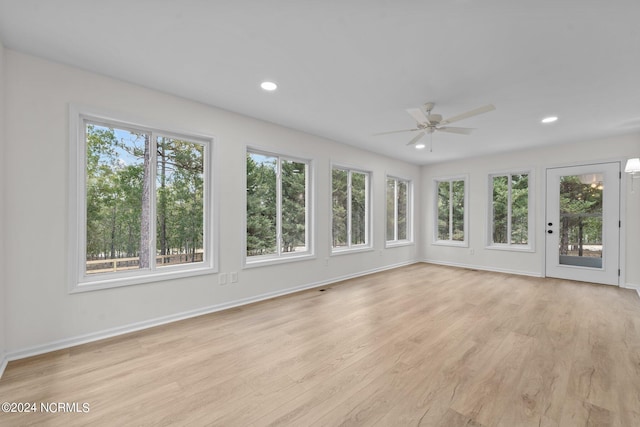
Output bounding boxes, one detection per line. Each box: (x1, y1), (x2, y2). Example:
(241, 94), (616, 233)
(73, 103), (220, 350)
(375, 102), (496, 149)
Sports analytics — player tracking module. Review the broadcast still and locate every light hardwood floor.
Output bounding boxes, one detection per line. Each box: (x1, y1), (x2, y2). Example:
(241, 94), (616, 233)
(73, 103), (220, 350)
(1, 263), (639, 426)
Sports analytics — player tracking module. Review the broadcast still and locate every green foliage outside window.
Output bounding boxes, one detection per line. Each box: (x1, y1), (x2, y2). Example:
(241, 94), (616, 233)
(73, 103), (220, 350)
(246, 154), (277, 256)
(281, 160), (307, 253)
(85, 123), (204, 274)
(437, 181), (450, 240)
(559, 175), (602, 256)
(386, 179), (395, 241)
(332, 169), (349, 247)
(246, 152), (308, 257)
(386, 178), (409, 242)
(332, 168), (368, 248)
(437, 179), (464, 242)
(491, 174), (528, 245)
(397, 181), (408, 240)
(350, 172), (367, 246)
(451, 180), (465, 241)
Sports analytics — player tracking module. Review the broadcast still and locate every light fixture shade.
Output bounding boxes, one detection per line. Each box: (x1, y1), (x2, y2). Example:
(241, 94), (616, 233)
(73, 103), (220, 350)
(625, 158), (640, 173)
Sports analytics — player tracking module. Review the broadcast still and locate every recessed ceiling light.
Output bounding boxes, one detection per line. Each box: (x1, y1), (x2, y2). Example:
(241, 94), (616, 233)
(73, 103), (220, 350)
(260, 81), (278, 91)
(415, 143), (426, 150)
(541, 116), (558, 124)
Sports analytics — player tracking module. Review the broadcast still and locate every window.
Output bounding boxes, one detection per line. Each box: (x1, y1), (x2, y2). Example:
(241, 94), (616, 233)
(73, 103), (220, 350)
(386, 176), (412, 245)
(245, 149), (311, 264)
(434, 176), (467, 245)
(332, 166), (371, 251)
(489, 172), (533, 249)
(70, 110), (215, 291)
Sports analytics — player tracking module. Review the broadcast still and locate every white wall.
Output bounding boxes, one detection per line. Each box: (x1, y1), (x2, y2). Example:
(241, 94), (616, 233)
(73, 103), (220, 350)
(3, 47), (638, 363)
(421, 134), (640, 286)
(3, 50), (420, 356)
(0, 39), (7, 373)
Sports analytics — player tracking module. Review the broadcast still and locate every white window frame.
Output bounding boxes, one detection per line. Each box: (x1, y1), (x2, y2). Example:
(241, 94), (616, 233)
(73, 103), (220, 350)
(244, 147), (314, 267)
(331, 164), (373, 254)
(487, 170), (535, 252)
(385, 175), (413, 247)
(68, 105), (217, 293)
(433, 175), (469, 247)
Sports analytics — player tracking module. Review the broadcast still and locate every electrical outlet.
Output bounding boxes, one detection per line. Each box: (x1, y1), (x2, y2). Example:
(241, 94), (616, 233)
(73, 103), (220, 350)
(324, 258), (329, 267)
(469, 248), (474, 255)
(230, 272), (238, 283)
(218, 273), (228, 286)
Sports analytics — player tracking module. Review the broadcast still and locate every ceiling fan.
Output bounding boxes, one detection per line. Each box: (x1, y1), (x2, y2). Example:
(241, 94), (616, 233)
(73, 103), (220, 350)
(375, 102), (496, 148)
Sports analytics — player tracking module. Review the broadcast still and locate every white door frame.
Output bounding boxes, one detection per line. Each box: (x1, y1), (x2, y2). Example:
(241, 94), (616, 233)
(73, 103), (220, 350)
(544, 162), (621, 286)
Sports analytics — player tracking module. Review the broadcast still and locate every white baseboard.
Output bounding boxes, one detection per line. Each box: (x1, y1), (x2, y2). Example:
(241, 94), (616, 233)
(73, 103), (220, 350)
(425, 260), (640, 296)
(0, 353), (7, 379)
(2, 260), (418, 370)
(422, 258), (543, 278)
(621, 282), (640, 298)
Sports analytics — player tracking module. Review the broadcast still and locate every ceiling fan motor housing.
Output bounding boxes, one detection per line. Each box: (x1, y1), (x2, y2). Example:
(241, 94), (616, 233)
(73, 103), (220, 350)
(427, 113), (442, 124)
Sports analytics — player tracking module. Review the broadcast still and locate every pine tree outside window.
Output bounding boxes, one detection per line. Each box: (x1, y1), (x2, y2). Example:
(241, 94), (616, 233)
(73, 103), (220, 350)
(434, 176), (468, 246)
(386, 176), (412, 245)
(332, 166), (371, 252)
(488, 172), (534, 250)
(245, 149), (311, 265)
(70, 109), (216, 292)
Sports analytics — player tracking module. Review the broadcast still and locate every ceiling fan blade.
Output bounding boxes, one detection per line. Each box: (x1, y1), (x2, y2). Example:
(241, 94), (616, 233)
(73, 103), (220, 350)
(440, 104), (495, 125)
(437, 126), (474, 135)
(406, 132), (425, 145)
(406, 108), (429, 124)
(372, 128), (420, 136)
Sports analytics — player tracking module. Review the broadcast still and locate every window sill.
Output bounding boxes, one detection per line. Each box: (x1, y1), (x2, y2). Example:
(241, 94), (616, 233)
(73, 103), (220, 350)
(71, 264), (217, 293)
(385, 240), (414, 249)
(485, 244), (535, 253)
(331, 245), (374, 256)
(431, 240), (469, 248)
(244, 252), (315, 269)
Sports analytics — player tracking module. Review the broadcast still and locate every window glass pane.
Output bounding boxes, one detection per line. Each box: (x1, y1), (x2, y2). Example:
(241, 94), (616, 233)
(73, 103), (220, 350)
(155, 137), (204, 267)
(397, 180), (408, 240)
(492, 176), (508, 244)
(350, 172), (367, 245)
(332, 168), (348, 247)
(559, 174), (603, 267)
(511, 174), (529, 244)
(452, 180), (465, 241)
(246, 153), (277, 256)
(281, 160), (307, 253)
(437, 181), (450, 240)
(85, 124), (147, 274)
(79, 115), (213, 289)
(386, 179), (395, 241)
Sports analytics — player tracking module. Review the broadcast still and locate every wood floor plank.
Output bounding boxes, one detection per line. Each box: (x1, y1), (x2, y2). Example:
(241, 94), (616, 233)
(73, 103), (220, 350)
(1, 263), (639, 426)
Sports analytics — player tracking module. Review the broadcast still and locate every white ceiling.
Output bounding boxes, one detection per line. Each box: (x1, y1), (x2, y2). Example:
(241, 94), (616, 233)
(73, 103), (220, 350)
(1, 0), (639, 165)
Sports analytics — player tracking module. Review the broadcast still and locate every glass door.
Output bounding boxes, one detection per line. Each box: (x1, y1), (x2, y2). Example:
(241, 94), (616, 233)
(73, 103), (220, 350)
(545, 163), (620, 285)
